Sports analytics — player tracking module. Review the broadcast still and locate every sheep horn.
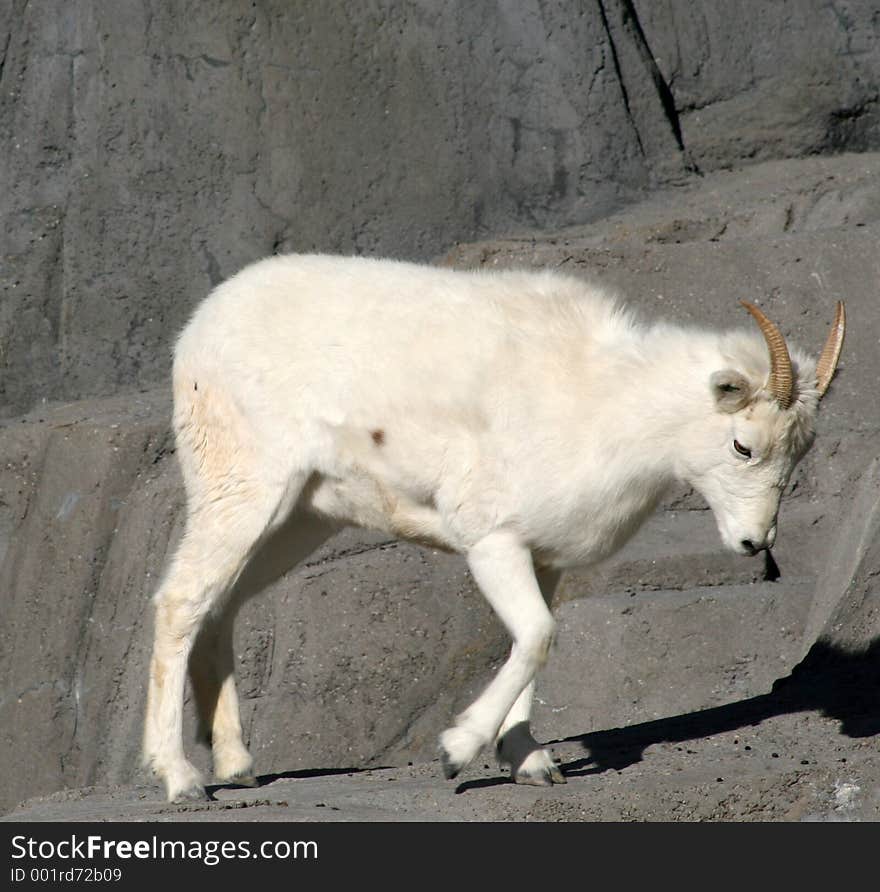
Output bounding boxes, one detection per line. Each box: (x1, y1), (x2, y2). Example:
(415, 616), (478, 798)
(815, 300), (846, 399)
(740, 301), (795, 410)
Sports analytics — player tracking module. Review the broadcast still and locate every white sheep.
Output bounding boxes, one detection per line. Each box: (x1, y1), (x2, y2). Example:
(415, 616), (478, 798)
(142, 253), (845, 802)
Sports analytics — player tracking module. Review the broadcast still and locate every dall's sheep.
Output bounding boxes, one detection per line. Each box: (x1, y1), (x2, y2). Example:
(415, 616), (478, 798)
(143, 253), (845, 802)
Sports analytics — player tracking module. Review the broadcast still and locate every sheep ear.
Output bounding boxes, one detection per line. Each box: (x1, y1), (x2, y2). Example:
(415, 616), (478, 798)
(710, 369), (753, 413)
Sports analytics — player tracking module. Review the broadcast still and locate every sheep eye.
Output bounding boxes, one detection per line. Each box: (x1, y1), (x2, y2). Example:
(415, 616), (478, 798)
(733, 439), (752, 458)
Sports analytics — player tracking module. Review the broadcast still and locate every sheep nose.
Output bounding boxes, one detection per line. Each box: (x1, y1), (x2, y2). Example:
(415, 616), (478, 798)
(741, 539), (758, 555)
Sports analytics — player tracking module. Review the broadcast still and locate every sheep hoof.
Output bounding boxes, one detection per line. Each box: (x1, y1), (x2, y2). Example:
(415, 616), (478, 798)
(510, 748), (567, 786)
(439, 725), (483, 780)
(221, 773), (259, 789)
(514, 770), (552, 786)
(440, 749), (461, 780)
(170, 782), (209, 803)
(164, 761), (207, 803)
(514, 762), (567, 786)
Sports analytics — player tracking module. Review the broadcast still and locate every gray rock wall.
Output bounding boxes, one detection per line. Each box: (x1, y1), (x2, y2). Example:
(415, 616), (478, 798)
(3, 1), (879, 417)
(641, 0), (880, 166)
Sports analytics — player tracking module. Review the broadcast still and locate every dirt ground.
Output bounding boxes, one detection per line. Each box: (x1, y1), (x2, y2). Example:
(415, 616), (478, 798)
(6, 702), (879, 822)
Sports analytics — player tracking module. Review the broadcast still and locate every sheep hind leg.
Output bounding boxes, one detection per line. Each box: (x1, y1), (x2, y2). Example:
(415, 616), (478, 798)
(495, 566), (566, 785)
(143, 481), (302, 803)
(189, 514), (337, 789)
(189, 609), (255, 788)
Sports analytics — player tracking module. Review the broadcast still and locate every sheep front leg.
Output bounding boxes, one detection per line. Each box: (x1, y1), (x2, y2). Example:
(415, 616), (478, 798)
(494, 564), (565, 785)
(495, 683), (566, 785)
(439, 530), (556, 780)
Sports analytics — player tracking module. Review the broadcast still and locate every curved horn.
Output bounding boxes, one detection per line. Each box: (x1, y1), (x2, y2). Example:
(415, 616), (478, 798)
(815, 300), (846, 399)
(740, 301), (795, 410)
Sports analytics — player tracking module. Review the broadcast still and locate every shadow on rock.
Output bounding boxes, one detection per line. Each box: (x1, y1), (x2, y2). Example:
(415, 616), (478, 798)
(557, 637), (880, 777)
(206, 764), (392, 797)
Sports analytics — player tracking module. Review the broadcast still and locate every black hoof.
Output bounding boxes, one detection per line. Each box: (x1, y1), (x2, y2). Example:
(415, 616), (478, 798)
(440, 749), (461, 780)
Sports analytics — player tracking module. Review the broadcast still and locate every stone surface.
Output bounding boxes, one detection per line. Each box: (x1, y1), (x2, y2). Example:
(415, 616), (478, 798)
(803, 457), (880, 653)
(4, 2), (880, 417)
(640, 0), (880, 168)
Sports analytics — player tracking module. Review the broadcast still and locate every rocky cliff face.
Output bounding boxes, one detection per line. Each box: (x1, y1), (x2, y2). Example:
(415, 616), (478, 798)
(2, 1), (879, 417)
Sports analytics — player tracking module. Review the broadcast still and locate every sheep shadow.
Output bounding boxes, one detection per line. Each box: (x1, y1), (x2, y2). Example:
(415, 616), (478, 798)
(207, 637), (880, 797)
(205, 764), (392, 799)
(454, 637), (880, 791)
(558, 637), (880, 778)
